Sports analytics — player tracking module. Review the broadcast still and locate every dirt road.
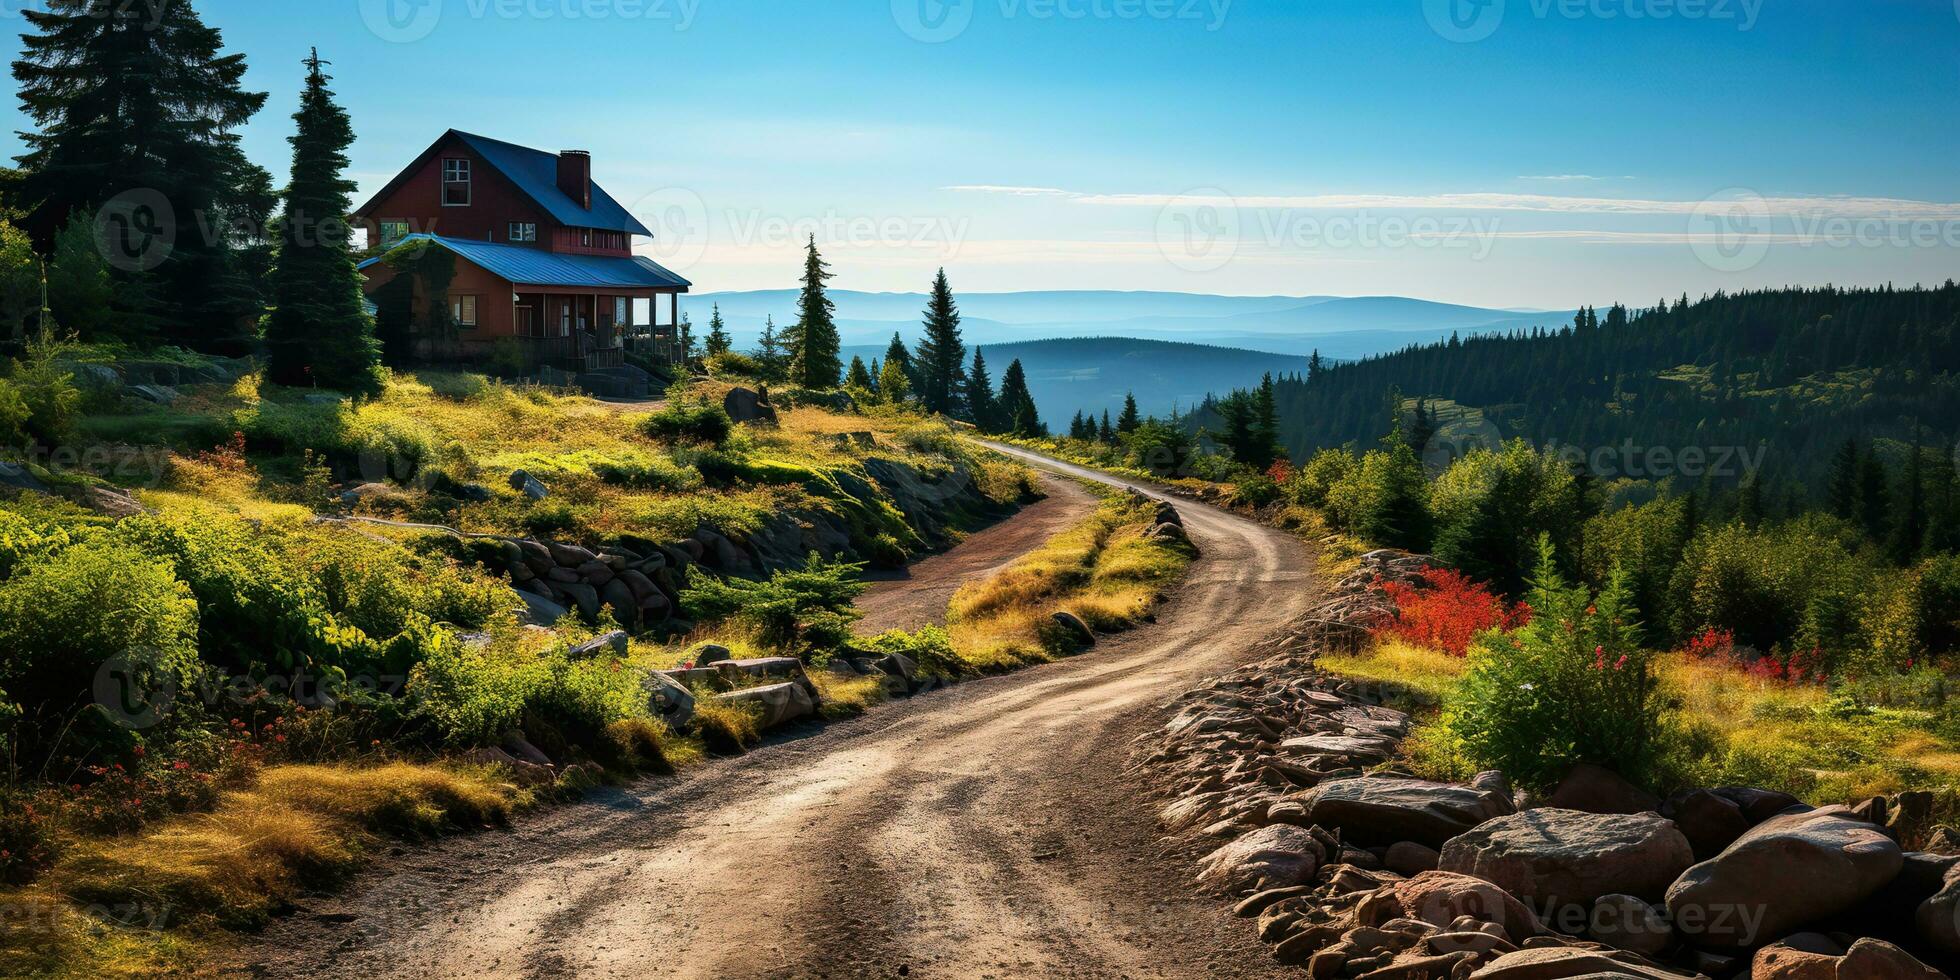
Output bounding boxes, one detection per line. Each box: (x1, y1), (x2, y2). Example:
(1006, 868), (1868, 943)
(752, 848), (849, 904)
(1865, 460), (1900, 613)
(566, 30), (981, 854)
(853, 471), (1101, 635)
(233, 442), (1319, 980)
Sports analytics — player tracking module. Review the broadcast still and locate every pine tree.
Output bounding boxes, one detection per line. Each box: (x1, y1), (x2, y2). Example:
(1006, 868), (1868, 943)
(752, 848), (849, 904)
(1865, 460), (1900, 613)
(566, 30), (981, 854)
(1307, 350), (1325, 385)
(1117, 393), (1141, 434)
(846, 355), (874, 391)
(678, 313), (696, 363)
(787, 235), (840, 388)
(1069, 411), (1089, 440)
(14, 0), (268, 349)
(914, 268), (966, 416)
(263, 49), (378, 394)
(884, 332), (915, 389)
(997, 359), (1042, 437)
(1859, 451), (1891, 542)
(965, 348), (999, 432)
(1254, 373), (1282, 468)
(754, 315), (787, 380)
(45, 213), (111, 340)
(1891, 429), (1927, 564)
(704, 303), (731, 356)
(867, 358), (882, 395)
(1099, 410), (1115, 444)
(1826, 438), (1860, 521)
(878, 357), (911, 405)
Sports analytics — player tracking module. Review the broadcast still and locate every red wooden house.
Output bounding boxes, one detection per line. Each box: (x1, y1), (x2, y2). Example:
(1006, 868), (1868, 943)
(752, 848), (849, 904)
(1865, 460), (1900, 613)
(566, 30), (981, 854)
(353, 130), (690, 372)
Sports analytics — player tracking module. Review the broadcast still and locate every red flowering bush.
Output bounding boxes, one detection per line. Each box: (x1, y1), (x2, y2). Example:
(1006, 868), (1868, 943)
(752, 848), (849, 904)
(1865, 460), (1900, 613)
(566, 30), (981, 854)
(1379, 566), (1531, 656)
(1681, 627), (1826, 685)
(0, 790), (57, 885)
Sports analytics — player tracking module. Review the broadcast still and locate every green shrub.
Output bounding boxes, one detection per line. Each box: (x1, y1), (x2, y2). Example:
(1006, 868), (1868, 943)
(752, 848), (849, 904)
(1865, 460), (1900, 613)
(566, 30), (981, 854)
(1665, 516), (1876, 659)
(854, 626), (970, 679)
(4, 345), (81, 447)
(1430, 440), (1585, 597)
(705, 351), (762, 378)
(639, 403), (734, 448)
(0, 788), (55, 885)
(1581, 496), (1690, 643)
(0, 378), (28, 446)
(0, 538), (201, 735)
(405, 631), (533, 746)
(1326, 429), (1433, 551)
(1290, 447), (1357, 508)
(681, 553), (867, 655)
(1444, 535), (1661, 791)
(1231, 473), (1283, 508)
(0, 507), (85, 581)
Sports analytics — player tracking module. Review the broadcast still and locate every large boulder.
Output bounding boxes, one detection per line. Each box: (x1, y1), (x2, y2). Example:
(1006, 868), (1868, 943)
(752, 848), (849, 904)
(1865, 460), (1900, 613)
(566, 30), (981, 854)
(1302, 777), (1512, 849)
(1751, 934), (1842, 980)
(1439, 808), (1694, 913)
(722, 386), (778, 425)
(1913, 856), (1960, 953)
(1195, 824), (1326, 895)
(1279, 733), (1399, 765)
(715, 657), (821, 703)
(1546, 763), (1660, 815)
(1666, 805), (1904, 948)
(715, 681), (815, 729)
(1838, 938), (1947, 979)
(1664, 789), (1752, 861)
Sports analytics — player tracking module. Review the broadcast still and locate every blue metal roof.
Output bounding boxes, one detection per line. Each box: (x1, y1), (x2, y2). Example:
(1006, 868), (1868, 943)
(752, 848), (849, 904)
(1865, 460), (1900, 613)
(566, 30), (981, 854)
(359, 235), (691, 291)
(451, 131), (654, 237)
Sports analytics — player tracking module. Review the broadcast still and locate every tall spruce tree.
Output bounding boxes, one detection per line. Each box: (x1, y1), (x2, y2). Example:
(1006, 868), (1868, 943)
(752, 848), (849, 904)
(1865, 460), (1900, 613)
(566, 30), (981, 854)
(1859, 451), (1891, 542)
(1891, 429), (1927, 564)
(965, 348), (999, 432)
(914, 268), (966, 416)
(14, 0), (268, 349)
(704, 303), (731, 356)
(263, 49), (377, 394)
(878, 357), (912, 405)
(884, 332), (915, 389)
(46, 213), (111, 340)
(1826, 438), (1861, 520)
(754, 316), (787, 380)
(997, 359), (1042, 437)
(787, 236), (841, 388)
(1099, 410), (1115, 443)
(1254, 373), (1282, 468)
(845, 355), (874, 391)
(1117, 393), (1141, 434)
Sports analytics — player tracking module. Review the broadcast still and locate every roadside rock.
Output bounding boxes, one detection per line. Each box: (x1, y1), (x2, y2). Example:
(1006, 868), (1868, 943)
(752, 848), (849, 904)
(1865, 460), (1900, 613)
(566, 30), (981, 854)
(1666, 805), (1904, 948)
(641, 670), (696, 730)
(1386, 841), (1442, 877)
(1466, 946), (1698, 980)
(1196, 824), (1327, 894)
(1663, 789), (1752, 861)
(715, 681), (815, 728)
(1838, 938), (1947, 979)
(567, 630), (629, 659)
(1304, 777), (1512, 849)
(1051, 610), (1095, 647)
(1588, 894), (1673, 959)
(517, 590), (570, 626)
(1913, 858), (1960, 953)
(0, 461), (48, 494)
(1546, 763), (1660, 815)
(1371, 871), (1542, 941)
(1438, 808), (1694, 911)
(692, 643), (733, 666)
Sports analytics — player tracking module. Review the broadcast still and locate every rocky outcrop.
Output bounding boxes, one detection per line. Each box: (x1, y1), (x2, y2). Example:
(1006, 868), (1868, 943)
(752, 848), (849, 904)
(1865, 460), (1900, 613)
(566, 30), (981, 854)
(1306, 777), (1513, 849)
(715, 681), (816, 728)
(722, 386), (778, 424)
(1197, 824), (1327, 894)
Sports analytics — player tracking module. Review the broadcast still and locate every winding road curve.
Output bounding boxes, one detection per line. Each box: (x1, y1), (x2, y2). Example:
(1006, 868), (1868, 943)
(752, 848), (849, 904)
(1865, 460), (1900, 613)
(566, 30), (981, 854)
(232, 442), (1320, 980)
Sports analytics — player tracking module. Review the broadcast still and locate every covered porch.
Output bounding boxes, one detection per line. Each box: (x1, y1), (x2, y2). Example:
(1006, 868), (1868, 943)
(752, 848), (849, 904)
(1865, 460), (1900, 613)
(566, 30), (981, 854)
(511, 287), (687, 373)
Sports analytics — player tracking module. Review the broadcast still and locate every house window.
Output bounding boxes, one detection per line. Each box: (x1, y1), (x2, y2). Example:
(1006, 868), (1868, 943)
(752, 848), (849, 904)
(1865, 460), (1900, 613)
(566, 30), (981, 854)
(451, 294), (479, 328)
(508, 222), (537, 243)
(614, 297), (628, 324)
(580, 228), (592, 247)
(442, 158), (471, 206)
(379, 221), (410, 245)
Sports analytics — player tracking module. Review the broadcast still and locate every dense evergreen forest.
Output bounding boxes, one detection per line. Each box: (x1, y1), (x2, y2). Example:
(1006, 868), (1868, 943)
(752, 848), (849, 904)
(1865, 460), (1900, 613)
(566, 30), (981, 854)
(1198, 284), (1960, 497)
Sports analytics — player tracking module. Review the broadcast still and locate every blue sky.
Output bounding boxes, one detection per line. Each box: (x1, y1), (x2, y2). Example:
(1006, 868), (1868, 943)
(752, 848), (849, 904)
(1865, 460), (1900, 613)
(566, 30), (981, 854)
(5, 0), (1958, 308)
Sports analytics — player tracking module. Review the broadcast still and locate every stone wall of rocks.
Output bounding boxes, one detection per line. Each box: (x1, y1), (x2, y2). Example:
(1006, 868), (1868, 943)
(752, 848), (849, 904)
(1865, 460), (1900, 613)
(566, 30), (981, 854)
(1138, 557), (1960, 980)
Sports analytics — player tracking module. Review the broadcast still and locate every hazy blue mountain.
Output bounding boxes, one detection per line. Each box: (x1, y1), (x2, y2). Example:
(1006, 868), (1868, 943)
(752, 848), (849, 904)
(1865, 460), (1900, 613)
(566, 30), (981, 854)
(690, 290), (1575, 359)
(842, 337), (1311, 422)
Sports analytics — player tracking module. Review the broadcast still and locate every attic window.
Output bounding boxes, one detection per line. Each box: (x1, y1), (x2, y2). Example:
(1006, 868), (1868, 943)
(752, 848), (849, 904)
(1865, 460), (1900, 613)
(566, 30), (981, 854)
(508, 222), (536, 243)
(442, 158), (471, 206)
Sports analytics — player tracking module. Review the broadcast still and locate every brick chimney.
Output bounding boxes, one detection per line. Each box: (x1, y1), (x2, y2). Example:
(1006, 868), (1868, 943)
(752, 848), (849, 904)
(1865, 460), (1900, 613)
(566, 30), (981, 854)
(556, 150), (592, 209)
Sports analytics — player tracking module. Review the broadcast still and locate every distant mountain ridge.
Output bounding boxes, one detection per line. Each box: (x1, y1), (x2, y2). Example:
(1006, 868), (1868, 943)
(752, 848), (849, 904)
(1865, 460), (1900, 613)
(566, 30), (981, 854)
(690, 289), (1576, 359)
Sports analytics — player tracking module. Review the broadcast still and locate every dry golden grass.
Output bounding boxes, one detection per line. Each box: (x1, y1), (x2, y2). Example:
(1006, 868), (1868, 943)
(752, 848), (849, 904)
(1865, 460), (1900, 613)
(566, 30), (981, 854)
(810, 669), (891, 720)
(0, 761), (524, 977)
(1318, 638), (1468, 707)
(690, 696), (765, 756)
(945, 493), (1193, 672)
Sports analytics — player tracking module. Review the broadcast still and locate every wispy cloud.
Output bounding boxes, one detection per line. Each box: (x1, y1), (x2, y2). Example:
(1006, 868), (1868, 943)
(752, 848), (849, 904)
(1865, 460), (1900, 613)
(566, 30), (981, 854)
(940, 184), (1077, 197)
(945, 184), (1960, 219)
(1517, 174), (1636, 182)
